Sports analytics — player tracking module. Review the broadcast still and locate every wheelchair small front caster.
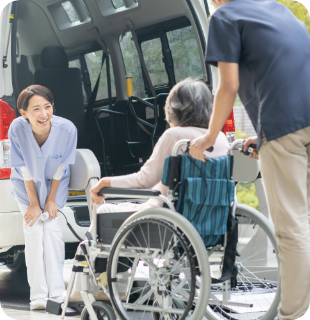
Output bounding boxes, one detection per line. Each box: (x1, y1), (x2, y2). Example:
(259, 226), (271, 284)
(80, 301), (116, 320)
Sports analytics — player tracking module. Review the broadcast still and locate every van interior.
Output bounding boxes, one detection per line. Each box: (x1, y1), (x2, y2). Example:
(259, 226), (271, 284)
(10, 0), (212, 182)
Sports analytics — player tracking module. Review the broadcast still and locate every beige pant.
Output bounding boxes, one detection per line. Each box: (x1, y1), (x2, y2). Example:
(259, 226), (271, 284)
(259, 127), (310, 320)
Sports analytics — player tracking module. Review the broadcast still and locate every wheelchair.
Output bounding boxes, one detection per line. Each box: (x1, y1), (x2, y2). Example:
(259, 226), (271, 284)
(61, 139), (280, 320)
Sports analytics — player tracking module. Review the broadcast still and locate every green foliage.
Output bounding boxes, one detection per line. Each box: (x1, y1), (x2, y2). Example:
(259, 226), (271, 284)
(277, 0), (310, 34)
(235, 129), (247, 139)
(236, 183), (260, 211)
(234, 95), (242, 106)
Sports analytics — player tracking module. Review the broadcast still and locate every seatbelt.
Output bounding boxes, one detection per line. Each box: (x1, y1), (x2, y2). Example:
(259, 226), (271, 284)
(106, 55), (112, 109)
(85, 53), (106, 127)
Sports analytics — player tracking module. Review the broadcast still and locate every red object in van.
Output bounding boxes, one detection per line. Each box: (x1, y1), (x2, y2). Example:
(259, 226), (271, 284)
(0, 99), (16, 179)
(222, 110), (235, 134)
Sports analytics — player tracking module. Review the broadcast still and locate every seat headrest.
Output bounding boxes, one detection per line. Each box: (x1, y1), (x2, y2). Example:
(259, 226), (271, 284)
(18, 55), (30, 70)
(41, 46), (69, 69)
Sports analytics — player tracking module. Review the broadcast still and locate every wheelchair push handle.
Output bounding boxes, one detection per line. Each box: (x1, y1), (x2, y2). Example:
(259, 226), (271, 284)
(186, 141), (213, 153)
(171, 139), (214, 157)
(242, 143), (257, 156)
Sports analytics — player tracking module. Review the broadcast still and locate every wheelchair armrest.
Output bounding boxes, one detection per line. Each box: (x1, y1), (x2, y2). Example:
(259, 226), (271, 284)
(99, 188), (161, 197)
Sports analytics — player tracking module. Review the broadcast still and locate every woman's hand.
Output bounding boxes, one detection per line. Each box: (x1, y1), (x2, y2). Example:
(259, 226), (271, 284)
(24, 204), (42, 227)
(90, 177), (112, 210)
(243, 136), (259, 160)
(44, 200), (59, 219)
(190, 133), (215, 162)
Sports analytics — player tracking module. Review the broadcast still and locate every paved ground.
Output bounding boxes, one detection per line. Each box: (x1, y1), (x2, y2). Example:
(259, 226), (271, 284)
(0, 258), (280, 320)
(0, 260), (152, 320)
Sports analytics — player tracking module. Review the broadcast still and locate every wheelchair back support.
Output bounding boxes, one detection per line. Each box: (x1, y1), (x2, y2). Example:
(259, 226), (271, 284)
(162, 154), (235, 247)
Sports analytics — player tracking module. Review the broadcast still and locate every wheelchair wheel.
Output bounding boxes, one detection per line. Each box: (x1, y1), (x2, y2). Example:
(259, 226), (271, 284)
(205, 204), (280, 320)
(152, 299), (184, 320)
(80, 301), (115, 320)
(107, 208), (210, 320)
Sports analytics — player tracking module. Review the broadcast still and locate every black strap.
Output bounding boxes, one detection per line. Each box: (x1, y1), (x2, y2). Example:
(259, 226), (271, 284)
(85, 53), (106, 127)
(211, 214), (238, 284)
(106, 55), (112, 109)
(59, 210), (83, 242)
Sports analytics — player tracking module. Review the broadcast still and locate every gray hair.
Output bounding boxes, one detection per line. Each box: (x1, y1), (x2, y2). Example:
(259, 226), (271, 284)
(165, 78), (212, 128)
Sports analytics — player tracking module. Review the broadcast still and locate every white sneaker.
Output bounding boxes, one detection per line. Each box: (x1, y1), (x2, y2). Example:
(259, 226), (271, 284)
(30, 299), (47, 310)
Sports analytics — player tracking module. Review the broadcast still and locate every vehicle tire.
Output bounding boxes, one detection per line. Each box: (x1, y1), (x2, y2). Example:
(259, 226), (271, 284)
(80, 301), (116, 320)
(6, 250), (27, 273)
(205, 204), (281, 320)
(107, 208), (211, 320)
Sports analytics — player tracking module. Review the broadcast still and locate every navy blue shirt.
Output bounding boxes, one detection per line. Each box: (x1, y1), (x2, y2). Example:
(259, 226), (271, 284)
(206, 0), (310, 147)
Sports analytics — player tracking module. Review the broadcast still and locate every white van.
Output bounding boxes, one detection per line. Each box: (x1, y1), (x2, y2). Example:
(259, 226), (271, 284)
(0, 0), (220, 271)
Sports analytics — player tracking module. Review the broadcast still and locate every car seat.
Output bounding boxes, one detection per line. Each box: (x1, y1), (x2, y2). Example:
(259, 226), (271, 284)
(16, 55), (34, 96)
(34, 46), (88, 148)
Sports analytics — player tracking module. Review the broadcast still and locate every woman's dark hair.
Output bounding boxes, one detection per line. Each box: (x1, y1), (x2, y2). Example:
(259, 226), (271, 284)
(165, 78), (212, 128)
(17, 85), (55, 121)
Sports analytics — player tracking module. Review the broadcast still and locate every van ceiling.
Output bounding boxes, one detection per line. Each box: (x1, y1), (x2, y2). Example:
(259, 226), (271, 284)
(18, 0), (193, 56)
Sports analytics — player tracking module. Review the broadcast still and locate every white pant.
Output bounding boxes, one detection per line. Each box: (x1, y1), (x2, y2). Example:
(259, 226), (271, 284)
(74, 202), (139, 292)
(18, 203), (65, 301)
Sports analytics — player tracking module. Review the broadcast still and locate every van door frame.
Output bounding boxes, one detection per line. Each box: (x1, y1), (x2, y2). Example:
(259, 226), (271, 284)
(0, 2), (15, 109)
(186, 0), (213, 92)
(10, 0), (19, 111)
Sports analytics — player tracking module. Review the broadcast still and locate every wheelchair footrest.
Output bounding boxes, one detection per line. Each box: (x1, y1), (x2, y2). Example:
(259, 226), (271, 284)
(46, 299), (82, 316)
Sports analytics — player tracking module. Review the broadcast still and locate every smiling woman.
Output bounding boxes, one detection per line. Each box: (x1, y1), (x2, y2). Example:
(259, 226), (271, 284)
(8, 85), (77, 311)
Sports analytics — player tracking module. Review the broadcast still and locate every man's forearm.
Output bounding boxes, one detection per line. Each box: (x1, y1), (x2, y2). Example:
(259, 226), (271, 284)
(208, 86), (237, 142)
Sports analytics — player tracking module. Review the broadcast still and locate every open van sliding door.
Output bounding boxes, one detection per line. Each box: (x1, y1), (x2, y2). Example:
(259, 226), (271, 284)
(186, 0), (213, 92)
(1, 1), (16, 108)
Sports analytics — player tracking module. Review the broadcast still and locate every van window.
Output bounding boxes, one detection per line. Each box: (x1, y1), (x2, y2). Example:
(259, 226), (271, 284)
(111, 0), (125, 9)
(167, 26), (203, 82)
(84, 51), (116, 101)
(61, 1), (79, 24)
(69, 59), (81, 69)
(141, 38), (169, 86)
(120, 17), (204, 96)
(120, 32), (145, 98)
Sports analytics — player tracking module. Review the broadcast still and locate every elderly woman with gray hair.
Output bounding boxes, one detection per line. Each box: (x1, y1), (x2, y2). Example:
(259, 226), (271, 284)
(64, 78), (229, 302)
(91, 78), (229, 212)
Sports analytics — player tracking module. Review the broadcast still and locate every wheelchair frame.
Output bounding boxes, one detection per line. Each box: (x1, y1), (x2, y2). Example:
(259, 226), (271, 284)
(61, 139), (280, 320)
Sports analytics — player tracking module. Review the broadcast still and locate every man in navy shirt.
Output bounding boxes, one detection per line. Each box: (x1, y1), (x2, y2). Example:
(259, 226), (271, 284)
(191, 0), (310, 319)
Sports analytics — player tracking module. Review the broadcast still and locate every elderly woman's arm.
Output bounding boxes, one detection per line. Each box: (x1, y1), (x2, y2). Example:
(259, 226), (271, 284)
(90, 131), (178, 208)
(112, 131), (178, 189)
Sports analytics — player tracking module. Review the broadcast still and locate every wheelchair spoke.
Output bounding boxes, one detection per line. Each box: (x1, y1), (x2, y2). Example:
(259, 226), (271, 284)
(204, 207), (280, 320)
(108, 218), (196, 320)
(139, 223), (149, 249)
(239, 267), (276, 293)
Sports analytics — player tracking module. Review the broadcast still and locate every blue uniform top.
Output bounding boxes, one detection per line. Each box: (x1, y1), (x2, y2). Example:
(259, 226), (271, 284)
(205, 0), (310, 147)
(9, 115), (77, 210)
